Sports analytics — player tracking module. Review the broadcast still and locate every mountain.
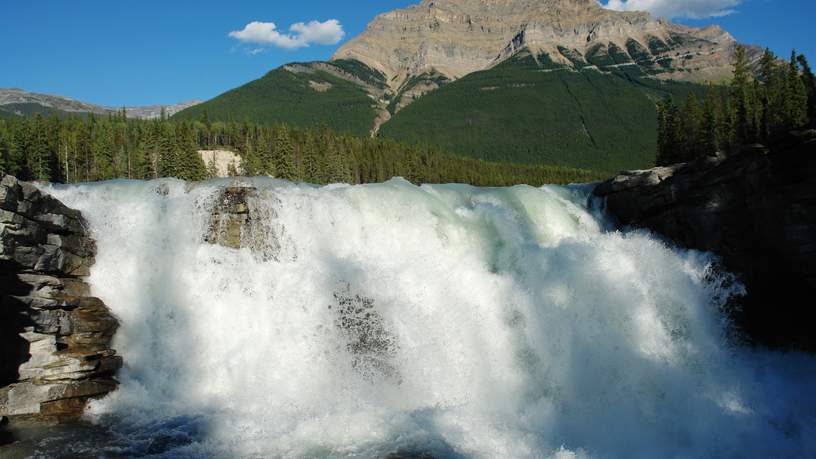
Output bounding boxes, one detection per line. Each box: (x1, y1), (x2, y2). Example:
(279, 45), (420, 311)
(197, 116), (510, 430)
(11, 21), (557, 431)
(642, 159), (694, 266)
(176, 60), (388, 137)
(177, 0), (758, 173)
(0, 88), (201, 120)
(335, 0), (740, 89)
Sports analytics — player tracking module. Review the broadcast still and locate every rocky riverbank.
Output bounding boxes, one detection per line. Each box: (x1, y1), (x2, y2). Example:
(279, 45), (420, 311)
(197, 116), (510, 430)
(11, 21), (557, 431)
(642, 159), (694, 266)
(594, 130), (816, 350)
(0, 175), (121, 431)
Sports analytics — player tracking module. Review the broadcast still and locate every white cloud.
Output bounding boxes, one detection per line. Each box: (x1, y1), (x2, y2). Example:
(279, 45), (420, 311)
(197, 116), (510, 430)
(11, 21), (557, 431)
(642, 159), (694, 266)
(228, 19), (345, 50)
(600, 0), (741, 19)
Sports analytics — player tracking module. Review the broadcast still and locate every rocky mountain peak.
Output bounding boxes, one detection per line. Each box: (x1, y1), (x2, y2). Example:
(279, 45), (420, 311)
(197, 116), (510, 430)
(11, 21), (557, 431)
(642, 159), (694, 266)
(333, 0), (741, 89)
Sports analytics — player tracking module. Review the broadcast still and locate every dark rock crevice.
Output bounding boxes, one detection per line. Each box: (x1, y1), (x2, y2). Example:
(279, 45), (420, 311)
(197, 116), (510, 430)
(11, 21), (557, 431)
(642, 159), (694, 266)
(0, 261), (34, 388)
(594, 131), (816, 350)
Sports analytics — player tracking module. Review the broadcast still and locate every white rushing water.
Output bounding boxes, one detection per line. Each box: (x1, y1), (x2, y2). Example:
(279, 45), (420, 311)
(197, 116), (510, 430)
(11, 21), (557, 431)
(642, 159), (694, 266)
(45, 178), (816, 458)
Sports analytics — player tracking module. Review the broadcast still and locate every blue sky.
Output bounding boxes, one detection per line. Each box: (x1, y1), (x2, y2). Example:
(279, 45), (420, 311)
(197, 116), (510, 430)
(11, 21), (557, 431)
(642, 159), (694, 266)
(1, 0), (813, 106)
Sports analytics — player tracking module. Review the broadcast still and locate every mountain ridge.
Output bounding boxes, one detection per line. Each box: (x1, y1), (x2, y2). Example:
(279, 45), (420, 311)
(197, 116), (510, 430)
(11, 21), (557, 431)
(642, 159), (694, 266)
(0, 88), (201, 119)
(332, 0), (749, 92)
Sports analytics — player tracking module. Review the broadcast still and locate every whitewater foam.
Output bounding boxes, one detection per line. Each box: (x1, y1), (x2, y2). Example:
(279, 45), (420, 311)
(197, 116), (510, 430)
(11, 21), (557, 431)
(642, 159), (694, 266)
(43, 178), (816, 458)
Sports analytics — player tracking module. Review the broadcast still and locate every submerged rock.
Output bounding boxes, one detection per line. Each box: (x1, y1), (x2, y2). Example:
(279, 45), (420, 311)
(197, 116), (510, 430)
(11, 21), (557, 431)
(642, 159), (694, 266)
(594, 131), (816, 350)
(0, 175), (121, 421)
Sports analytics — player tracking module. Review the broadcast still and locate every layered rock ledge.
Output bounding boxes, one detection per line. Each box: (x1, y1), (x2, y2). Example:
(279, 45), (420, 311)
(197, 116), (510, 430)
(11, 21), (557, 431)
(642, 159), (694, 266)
(0, 175), (121, 421)
(594, 131), (816, 350)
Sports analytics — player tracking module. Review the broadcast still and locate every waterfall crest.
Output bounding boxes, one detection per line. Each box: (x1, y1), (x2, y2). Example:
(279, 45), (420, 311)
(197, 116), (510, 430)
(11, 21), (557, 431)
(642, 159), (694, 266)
(45, 178), (816, 458)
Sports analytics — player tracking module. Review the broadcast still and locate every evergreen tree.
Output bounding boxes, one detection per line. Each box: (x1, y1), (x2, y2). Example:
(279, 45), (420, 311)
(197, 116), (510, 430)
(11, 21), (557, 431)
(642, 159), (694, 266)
(273, 127), (297, 181)
(797, 54), (816, 125)
(680, 92), (703, 160)
(0, 125), (8, 175)
(784, 50), (808, 130)
(656, 96), (683, 166)
(731, 45), (754, 145)
(28, 114), (51, 181)
(701, 88), (720, 155)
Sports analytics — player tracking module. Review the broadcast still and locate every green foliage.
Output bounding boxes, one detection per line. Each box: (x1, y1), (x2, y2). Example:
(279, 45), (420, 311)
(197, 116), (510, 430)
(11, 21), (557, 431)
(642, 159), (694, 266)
(388, 71), (450, 114)
(0, 115), (208, 182)
(557, 46), (589, 69)
(330, 59), (388, 90)
(584, 44), (617, 68)
(797, 54), (816, 125)
(626, 39), (653, 66)
(0, 115), (602, 186)
(647, 36), (671, 55)
(785, 51), (809, 129)
(174, 62), (380, 137)
(656, 47), (812, 166)
(273, 127), (298, 181)
(380, 50), (705, 174)
(731, 45), (755, 144)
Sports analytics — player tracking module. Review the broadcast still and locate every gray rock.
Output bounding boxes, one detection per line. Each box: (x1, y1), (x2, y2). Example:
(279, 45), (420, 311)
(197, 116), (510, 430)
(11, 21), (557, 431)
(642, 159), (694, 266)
(1, 175), (120, 421)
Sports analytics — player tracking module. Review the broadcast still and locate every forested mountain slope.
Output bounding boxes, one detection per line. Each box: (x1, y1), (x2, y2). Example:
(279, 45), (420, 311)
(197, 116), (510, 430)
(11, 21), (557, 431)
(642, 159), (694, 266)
(175, 0), (760, 173)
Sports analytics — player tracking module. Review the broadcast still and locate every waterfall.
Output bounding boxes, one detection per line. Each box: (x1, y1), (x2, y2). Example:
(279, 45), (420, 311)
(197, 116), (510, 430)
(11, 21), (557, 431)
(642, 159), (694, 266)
(44, 178), (816, 458)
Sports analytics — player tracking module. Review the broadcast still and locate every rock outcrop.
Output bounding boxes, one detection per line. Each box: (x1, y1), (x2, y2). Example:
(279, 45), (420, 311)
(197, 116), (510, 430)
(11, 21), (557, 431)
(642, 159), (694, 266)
(205, 186), (257, 249)
(0, 175), (121, 420)
(333, 0), (749, 90)
(594, 131), (816, 350)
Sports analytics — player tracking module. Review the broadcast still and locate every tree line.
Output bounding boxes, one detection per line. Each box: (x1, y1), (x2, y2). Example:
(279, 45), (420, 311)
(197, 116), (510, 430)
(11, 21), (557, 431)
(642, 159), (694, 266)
(656, 47), (815, 166)
(0, 113), (602, 187)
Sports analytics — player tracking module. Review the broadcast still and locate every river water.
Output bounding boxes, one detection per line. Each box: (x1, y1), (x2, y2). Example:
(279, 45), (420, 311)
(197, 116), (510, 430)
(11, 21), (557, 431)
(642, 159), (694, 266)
(16, 178), (814, 458)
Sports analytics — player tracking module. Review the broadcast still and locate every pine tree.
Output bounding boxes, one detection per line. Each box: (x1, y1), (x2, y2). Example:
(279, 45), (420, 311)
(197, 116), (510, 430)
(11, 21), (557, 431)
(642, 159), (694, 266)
(0, 126), (7, 175)
(28, 114), (51, 181)
(656, 98), (669, 165)
(680, 92), (703, 161)
(273, 127), (297, 181)
(757, 48), (783, 140)
(731, 45), (754, 145)
(656, 97), (684, 166)
(784, 50), (808, 130)
(701, 88), (720, 155)
(797, 54), (816, 126)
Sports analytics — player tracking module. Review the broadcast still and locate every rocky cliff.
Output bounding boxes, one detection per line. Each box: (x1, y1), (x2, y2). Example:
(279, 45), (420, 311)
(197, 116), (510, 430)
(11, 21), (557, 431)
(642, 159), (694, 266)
(334, 0), (745, 90)
(0, 175), (121, 421)
(594, 131), (816, 350)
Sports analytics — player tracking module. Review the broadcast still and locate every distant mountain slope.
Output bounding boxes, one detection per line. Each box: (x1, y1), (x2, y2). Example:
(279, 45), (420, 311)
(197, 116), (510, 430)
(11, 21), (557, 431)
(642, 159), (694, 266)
(0, 88), (109, 116)
(0, 88), (200, 119)
(0, 102), (89, 119)
(174, 60), (389, 137)
(380, 49), (706, 172)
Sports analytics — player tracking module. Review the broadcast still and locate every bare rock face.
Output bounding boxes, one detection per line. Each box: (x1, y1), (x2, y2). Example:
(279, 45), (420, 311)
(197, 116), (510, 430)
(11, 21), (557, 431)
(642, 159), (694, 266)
(333, 0), (745, 90)
(0, 175), (121, 421)
(204, 185), (283, 261)
(205, 186), (256, 249)
(594, 130), (816, 350)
